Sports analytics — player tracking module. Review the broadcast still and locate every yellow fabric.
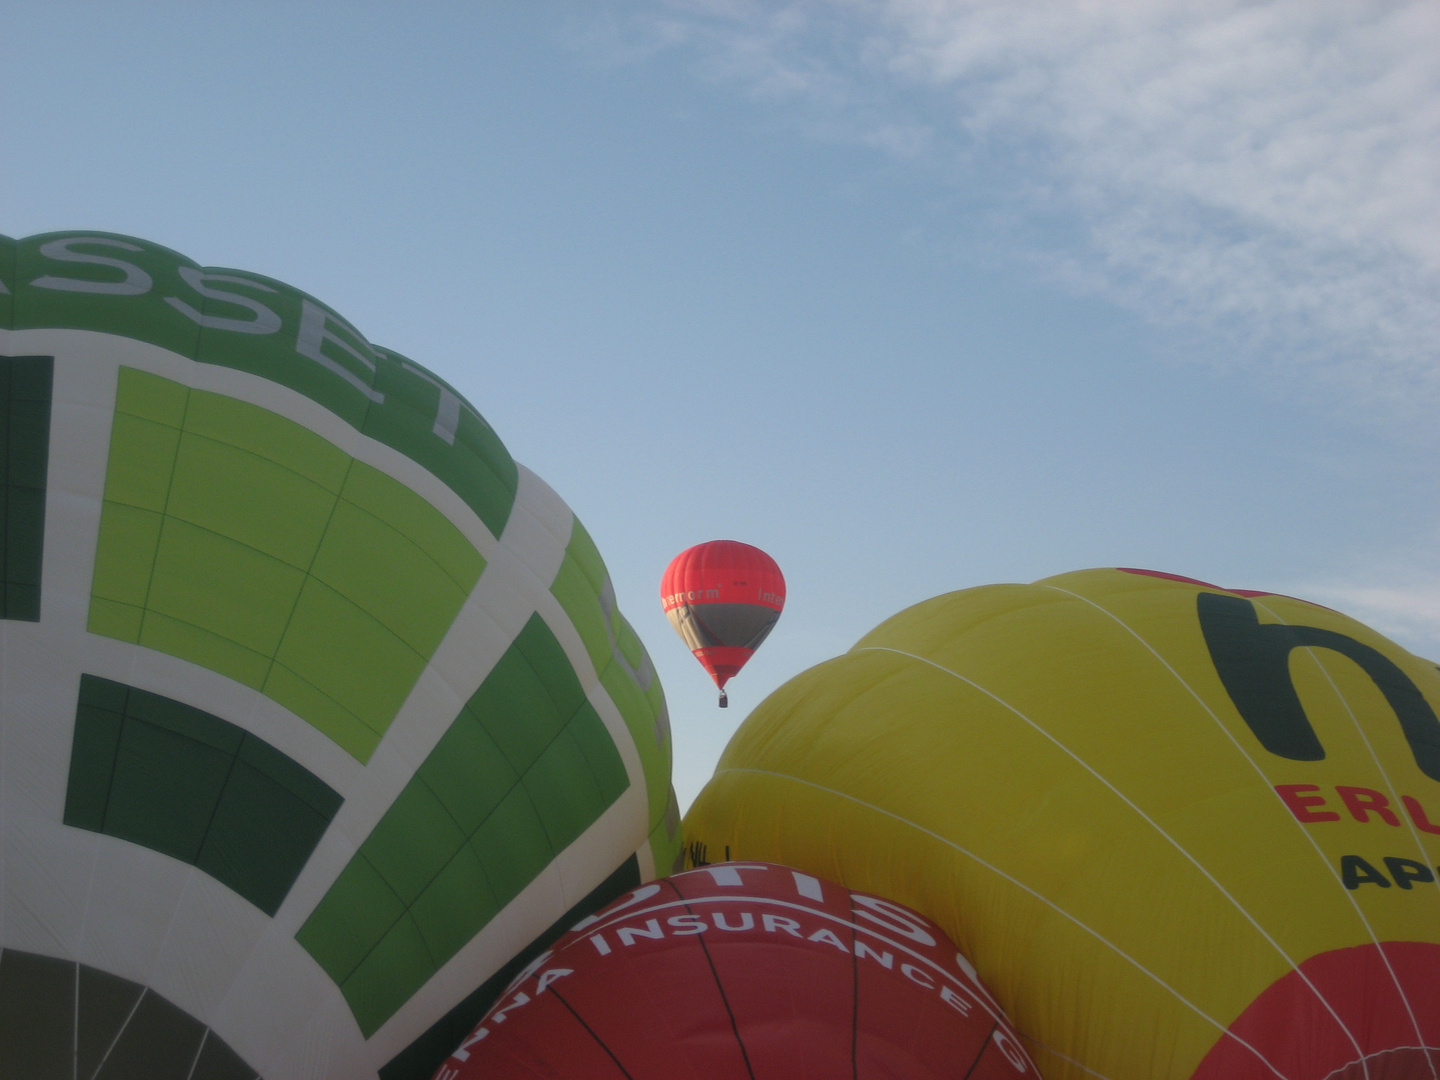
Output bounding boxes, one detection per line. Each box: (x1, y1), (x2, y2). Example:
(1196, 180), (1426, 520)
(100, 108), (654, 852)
(684, 568), (1440, 1080)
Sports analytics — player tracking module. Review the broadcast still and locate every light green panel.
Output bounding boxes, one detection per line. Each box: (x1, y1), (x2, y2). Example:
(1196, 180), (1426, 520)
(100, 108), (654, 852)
(550, 517), (676, 870)
(89, 368), (484, 762)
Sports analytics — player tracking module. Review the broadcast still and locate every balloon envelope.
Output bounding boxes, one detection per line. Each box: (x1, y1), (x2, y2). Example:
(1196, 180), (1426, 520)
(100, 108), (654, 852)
(684, 567), (1440, 1080)
(0, 231), (679, 1080)
(660, 540), (784, 696)
(434, 861), (1037, 1079)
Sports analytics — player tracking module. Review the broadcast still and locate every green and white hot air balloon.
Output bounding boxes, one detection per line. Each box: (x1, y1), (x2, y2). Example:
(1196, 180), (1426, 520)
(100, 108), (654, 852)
(0, 231), (680, 1080)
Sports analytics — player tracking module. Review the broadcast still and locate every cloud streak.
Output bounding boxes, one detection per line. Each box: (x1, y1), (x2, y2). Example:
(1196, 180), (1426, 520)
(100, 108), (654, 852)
(618, 0), (1440, 427)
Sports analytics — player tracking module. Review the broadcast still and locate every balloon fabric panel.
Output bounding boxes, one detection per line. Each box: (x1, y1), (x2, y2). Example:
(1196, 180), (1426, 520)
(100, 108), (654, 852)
(297, 614), (630, 1036)
(0, 354), (52, 620)
(63, 675), (341, 916)
(434, 862), (1037, 1080)
(88, 368), (484, 762)
(684, 568), (1440, 1080)
(0, 949), (257, 1080)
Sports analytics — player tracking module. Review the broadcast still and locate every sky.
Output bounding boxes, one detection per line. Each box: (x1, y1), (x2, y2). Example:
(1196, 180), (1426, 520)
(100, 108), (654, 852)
(3, 0), (1437, 809)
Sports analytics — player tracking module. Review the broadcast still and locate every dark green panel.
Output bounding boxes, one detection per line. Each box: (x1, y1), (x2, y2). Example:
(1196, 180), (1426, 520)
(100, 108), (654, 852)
(0, 949), (73, 1079)
(95, 990), (205, 1080)
(197, 757), (336, 916)
(105, 715), (233, 863)
(65, 674), (342, 915)
(64, 702), (125, 832)
(1, 354), (53, 621)
(378, 856), (641, 1080)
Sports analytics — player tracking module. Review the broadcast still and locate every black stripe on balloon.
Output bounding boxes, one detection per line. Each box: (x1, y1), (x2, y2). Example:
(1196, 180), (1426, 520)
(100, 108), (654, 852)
(961, 1023), (1001, 1080)
(672, 879), (758, 1080)
(547, 988), (635, 1080)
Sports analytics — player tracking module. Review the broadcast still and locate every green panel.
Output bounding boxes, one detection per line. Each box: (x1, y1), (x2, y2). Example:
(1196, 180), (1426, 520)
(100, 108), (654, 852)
(309, 498), (471, 657)
(90, 503), (163, 613)
(524, 723), (609, 850)
(145, 518), (306, 658)
(341, 914), (436, 1039)
(470, 785), (555, 905)
(1, 355), (53, 621)
(64, 675), (342, 915)
(297, 614), (630, 1034)
(166, 432), (337, 567)
(103, 712), (233, 863)
(89, 369), (484, 763)
(296, 854), (406, 985)
(269, 578), (425, 743)
(409, 844), (500, 965)
(415, 716), (517, 834)
(62, 702), (124, 832)
(6, 231), (518, 535)
(361, 781), (468, 907)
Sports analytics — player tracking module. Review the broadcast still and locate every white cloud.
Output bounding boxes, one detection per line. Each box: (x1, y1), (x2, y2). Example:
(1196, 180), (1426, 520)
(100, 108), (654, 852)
(616, 0), (1440, 426)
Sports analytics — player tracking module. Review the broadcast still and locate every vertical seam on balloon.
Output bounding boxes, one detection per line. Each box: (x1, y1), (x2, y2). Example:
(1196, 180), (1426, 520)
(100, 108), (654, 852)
(862, 634), (1371, 1073)
(86, 985), (146, 1080)
(711, 765), (1293, 1080)
(132, 381), (187, 649)
(664, 874), (758, 1080)
(1031, 593), (1376, 1077)
(182, 1028), (209, 1080)
(261, 456), (351, 699)
(546, 987), (637, 1080)
(961, 1022), (999, 1080)
(1249, 598), (1440, 1080)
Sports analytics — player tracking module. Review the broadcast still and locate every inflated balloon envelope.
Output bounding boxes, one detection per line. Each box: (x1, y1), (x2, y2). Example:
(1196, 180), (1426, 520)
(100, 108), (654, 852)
(433, 861), (1037, 1078)
(0, 232), (679, 1080)
(684, 567), (1440, 1080)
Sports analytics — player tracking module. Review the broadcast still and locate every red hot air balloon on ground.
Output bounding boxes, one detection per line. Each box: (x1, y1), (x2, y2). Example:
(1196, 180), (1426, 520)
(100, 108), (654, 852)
(432, 862), (1037, 1079)
(661, 541), (785, 707)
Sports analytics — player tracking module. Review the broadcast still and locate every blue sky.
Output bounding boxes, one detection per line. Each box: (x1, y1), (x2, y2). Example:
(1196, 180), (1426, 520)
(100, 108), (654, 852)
(4, 1), (1437, 807)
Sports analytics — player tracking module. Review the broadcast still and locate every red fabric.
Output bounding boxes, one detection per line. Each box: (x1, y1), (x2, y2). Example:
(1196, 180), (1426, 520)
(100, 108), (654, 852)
(434, 863), (1038, 1080)
(660, 541), (786, 613)
(691, 645), (751, 688)
(1190, 942), (1440, 1080)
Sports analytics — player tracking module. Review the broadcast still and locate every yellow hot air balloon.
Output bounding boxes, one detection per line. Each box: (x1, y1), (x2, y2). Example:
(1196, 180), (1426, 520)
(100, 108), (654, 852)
(684, 567), (1440, 1080)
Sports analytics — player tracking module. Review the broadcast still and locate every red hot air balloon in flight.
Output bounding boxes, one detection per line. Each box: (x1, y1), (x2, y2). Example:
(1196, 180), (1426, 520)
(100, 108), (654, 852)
(660, 541), (784, 707)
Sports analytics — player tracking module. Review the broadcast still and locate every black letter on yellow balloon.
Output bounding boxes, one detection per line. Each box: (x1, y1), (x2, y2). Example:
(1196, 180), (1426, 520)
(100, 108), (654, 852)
(1340, 856), (1392, 890)
(1382, 857), (1435, 890)
(1197, 593), (1440, 782)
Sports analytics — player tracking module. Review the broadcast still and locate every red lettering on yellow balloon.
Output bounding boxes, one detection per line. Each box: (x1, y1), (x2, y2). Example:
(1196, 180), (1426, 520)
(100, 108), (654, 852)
(1275, 784), (1340, 823)
(1336, 786), (1401, 826)
(1402, 795), (1440, 835)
